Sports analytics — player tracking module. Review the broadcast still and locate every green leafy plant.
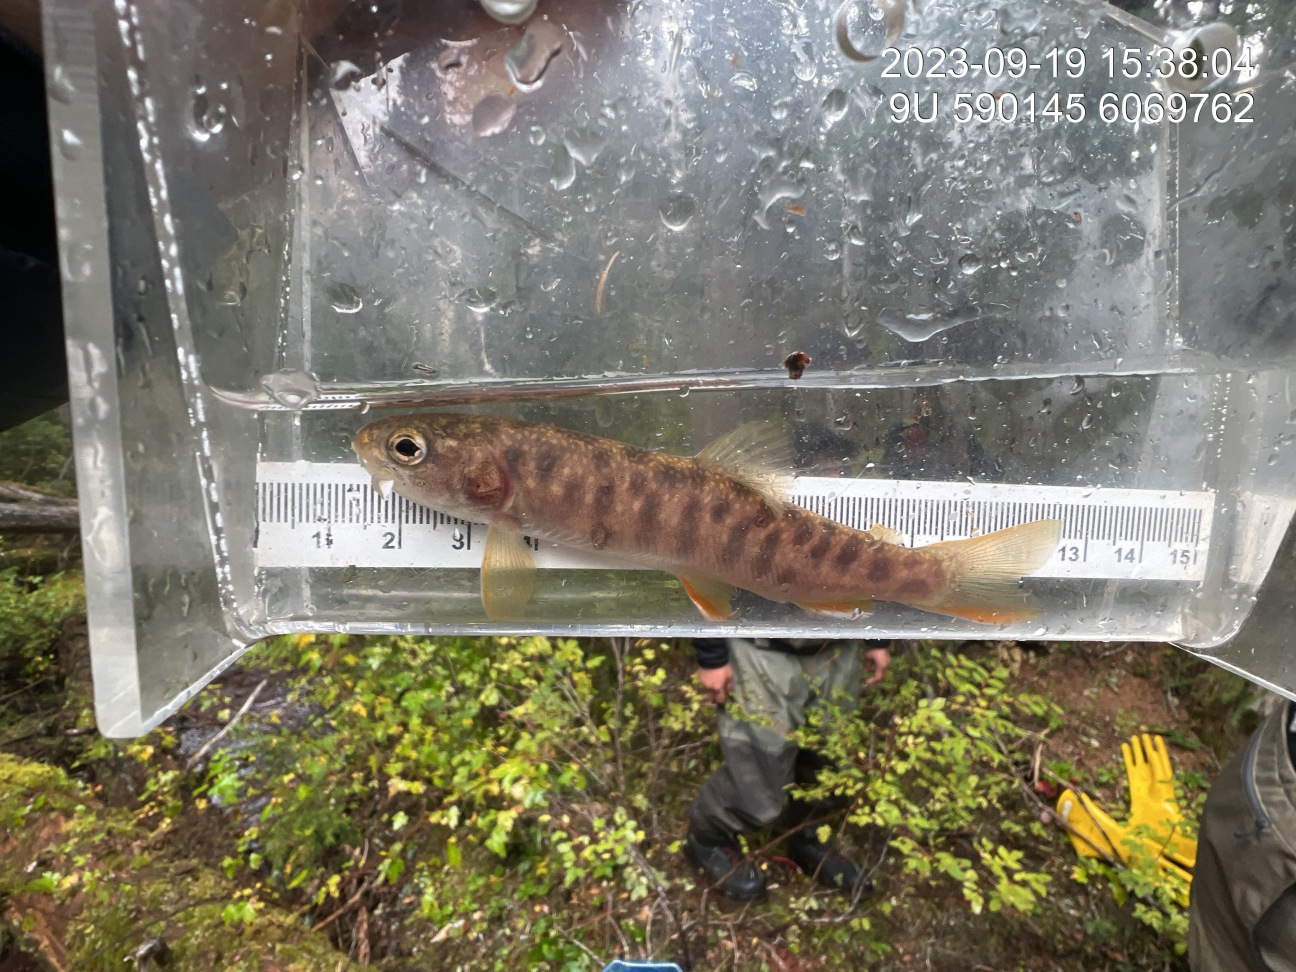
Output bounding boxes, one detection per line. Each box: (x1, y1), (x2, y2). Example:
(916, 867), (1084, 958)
(795, 646), (1060, 918)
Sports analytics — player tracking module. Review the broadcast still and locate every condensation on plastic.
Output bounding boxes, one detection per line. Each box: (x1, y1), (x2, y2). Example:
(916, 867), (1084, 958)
(44, 0), (1296, 735)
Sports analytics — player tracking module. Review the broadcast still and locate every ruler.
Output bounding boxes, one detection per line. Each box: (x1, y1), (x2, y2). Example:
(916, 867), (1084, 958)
(254, 462), (1214, 582)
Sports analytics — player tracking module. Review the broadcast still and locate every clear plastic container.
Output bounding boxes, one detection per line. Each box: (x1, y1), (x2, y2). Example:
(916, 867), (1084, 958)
(45, 0), (1296, 735)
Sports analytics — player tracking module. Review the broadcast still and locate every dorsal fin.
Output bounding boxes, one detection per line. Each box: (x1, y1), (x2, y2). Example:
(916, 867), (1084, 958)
(695, 422), (795, 510)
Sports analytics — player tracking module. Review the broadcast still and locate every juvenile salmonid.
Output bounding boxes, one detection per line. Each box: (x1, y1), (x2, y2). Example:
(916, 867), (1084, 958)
(352, 413), (1060, 623)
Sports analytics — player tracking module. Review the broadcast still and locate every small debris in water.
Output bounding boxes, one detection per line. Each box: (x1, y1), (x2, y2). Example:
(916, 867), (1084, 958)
(783, 351), (812, 380)
(412, 363), (439, 376)
(595, 250), (621, 315)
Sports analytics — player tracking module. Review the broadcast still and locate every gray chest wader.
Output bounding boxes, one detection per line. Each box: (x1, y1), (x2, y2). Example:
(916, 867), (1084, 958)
(1189, 702), (1296, 972)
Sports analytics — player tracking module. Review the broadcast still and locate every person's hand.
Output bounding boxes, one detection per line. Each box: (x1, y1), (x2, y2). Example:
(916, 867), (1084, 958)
(862, 647), (891, 687)
(697, 664), (734, 705)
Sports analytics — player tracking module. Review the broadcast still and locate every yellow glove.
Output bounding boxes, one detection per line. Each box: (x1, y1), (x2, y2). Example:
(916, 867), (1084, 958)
(1056, 789), (1191, 907)
(1122, 733), (1197, 869)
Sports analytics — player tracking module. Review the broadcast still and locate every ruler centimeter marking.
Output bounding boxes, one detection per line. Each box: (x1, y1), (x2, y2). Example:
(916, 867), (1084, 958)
(253, 462), (1214, 582)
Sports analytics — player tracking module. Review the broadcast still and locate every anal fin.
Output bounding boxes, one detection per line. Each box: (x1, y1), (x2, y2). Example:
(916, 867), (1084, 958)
(793, 598), (875, 618)
(679, 574), (738, 621)
(481, 522), (536, 620)
(905, 579), (1041, 624)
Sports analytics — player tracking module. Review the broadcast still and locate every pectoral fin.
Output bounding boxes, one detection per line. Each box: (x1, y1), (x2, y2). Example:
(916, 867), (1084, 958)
(481, 522), (536, 619)
(695, 422), (795, 511)
(679, 574), (738, 621)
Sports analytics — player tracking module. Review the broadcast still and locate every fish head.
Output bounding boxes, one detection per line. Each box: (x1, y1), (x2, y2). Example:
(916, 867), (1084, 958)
(352, 413), (514, 518)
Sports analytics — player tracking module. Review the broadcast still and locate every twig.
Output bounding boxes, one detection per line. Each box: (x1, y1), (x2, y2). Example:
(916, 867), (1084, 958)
(595, 250), (620, 315)
(315, 876), (374, 932)
(0, 673), (53, 705)
(184, 679), (267, 771)
(557, 930), (604, 967)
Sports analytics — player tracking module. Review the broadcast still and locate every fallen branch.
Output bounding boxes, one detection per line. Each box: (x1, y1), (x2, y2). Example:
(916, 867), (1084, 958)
(183, 679), (267, 772)
(0, 483), (77, 506)
(0, 501), (80, 533)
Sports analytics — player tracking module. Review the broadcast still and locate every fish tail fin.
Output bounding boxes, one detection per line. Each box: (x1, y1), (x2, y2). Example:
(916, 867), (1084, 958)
(903, 519), (1061, 624)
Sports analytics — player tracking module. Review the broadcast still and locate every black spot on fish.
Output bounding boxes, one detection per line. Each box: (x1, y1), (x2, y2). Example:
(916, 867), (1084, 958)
(629, 471), (646, 494)
(503, 445), (524, 467)
(833, 537), (863, 570)
(752, 506), (774, 528)
(591, 523), (609, 549)
(791, 521), (814, 546)
(709, 500), (729, 524)
(755, 533), (780, 575)
(561, 479), (582, 505)
(866, 558), (891, 583)
(592, 450), (611, 471)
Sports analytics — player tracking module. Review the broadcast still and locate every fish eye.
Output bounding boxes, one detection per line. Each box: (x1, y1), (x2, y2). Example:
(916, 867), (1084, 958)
(387, 429), (427, 465)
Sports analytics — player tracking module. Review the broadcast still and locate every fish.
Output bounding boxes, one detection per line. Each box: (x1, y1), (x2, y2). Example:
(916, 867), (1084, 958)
(352, 413), (1061, 623)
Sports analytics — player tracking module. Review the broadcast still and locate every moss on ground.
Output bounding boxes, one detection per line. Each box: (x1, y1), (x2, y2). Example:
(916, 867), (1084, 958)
(0, 753), (372, 972)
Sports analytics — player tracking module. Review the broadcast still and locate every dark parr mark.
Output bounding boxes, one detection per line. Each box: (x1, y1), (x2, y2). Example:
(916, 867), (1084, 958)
(637, 494), (661, 530)
(709, 500), (729, 524)
(592, 483), (616, 517)
(791, 521), (814, 546)
(832, 537), (863, 571)
(535, 447), (560, 476)
(808, 535), (833, 561)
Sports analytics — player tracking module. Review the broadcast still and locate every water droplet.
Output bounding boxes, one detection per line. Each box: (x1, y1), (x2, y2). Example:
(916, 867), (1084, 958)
(835, 0), (904, 62)
(823, 241), (842, 261)
(1069, 376), (1085, 395)
(820, 88), (849, 126)
(616, 156), (637, 185)
(847, 224), (867, 246)
(480, 0), (537, 24)
(452, 526), (465, 544)
(329, 60), (363, 89)
(505, 22), (563, 91)
(792, 40), (817, 81)
(658, 194), (696, 231)
(730, 71), (759, 93)
(563, 127), (606, 167)
(49, 64), (75, 104)
(327, 283), (364, 314)
(754, 177), (806, 230)
(528, 125), (546, 146)
(771, 98), (792, 121)
(958, 253), (983, 275)
(61, 241), (94, 282)
(877, 306), (980, 342)
(1080, 414), (1093, 430)
(472, 94), (516, 137)
(549, 145), (576, 190)
(678, 386), (690, 398)
(57, 128), (83, 161)
(188, 86), (228, 142)
(437, 48), (466, 73)
(461, 287), (499, 313)
(261, 370), (320, 409)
